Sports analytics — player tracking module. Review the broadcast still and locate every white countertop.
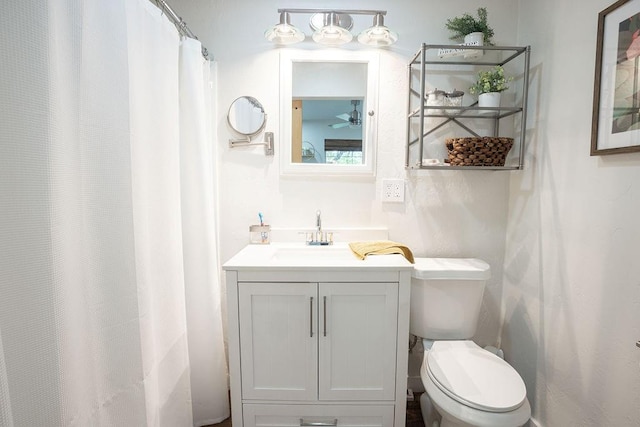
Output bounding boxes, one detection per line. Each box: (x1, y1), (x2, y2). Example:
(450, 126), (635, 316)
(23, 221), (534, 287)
(222, 242), (414, 272)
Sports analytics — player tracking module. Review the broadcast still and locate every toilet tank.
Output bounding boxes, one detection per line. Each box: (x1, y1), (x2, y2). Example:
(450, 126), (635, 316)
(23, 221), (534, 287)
(409, 258), (491, 340)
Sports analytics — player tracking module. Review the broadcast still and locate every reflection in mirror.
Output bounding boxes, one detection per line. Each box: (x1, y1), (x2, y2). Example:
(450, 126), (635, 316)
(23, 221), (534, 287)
(227, 96), (266, 137)
(297, 99), (364, 164)
(280, 50), (379, 176)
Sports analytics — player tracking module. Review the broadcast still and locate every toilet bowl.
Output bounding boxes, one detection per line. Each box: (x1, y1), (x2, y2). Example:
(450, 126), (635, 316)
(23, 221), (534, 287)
(420, 340), (530, 427)
(410, 258), (531, 427)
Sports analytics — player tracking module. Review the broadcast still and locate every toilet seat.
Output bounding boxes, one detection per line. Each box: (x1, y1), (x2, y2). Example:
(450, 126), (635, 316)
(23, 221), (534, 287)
(426, 341), (527, 413)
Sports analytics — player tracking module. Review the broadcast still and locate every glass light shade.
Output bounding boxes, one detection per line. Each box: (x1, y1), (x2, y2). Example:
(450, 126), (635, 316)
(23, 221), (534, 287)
(313, 26), (353, 46)
(312, 12), (352, 46)
(357, 26), (398, 46)
(265, 12), (305, 45)
(265, 24), (305, 44)
(357, 13), (398, 47)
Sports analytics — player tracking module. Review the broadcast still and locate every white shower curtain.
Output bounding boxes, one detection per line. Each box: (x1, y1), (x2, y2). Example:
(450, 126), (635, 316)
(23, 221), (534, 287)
(0, 0), (228, 425)
(179, 39), (229, 426)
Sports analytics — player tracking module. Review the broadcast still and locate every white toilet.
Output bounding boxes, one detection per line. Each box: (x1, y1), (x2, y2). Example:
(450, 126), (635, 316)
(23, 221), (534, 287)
(410, 258), (531, 427)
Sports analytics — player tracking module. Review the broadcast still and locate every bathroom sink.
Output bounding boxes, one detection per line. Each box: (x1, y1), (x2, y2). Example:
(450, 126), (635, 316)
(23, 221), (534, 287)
(270, 245), (356, 263)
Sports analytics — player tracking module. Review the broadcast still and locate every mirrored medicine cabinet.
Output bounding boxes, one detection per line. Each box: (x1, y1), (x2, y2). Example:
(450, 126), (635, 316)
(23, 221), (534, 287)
(279, 50), (379, 176)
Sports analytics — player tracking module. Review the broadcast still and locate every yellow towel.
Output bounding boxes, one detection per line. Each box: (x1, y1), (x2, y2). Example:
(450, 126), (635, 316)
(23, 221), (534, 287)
(349, 240), (415, 264)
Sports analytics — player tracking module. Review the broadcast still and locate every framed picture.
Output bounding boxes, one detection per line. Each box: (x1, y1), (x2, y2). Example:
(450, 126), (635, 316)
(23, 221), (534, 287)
(591, 0), (640, 155)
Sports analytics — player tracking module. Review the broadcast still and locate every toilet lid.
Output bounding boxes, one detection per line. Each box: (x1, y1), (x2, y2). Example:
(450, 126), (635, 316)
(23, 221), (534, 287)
(426, 341), (527, 413)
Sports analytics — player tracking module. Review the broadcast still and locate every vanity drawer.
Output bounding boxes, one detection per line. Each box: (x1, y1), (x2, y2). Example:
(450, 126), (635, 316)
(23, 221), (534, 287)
(243, 403), (395, 427)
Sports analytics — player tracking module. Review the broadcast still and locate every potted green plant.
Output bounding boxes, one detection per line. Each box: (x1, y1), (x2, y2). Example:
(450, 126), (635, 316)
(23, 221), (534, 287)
(469, 66), (512, 108)
(445, 7), (495, 46)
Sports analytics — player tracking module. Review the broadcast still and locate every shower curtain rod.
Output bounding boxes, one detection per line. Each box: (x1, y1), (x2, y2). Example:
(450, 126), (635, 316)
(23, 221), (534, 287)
(153, 0), (210, 60)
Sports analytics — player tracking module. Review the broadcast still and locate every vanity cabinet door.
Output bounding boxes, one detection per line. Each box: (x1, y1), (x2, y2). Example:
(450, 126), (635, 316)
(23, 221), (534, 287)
(318, 282), (398, 401)
(238, 282), (318, 400)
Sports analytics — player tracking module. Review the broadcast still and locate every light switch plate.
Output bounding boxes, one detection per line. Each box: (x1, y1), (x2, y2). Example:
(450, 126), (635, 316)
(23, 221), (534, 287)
(382, 179), (405, 203)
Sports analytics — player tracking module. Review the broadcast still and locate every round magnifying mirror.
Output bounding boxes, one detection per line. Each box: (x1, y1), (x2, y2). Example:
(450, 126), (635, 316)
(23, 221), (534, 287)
(227, 96), (267, 138)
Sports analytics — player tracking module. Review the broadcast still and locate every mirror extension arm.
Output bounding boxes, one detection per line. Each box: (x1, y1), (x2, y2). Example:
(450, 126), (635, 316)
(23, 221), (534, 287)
(229, 132), (274, 156)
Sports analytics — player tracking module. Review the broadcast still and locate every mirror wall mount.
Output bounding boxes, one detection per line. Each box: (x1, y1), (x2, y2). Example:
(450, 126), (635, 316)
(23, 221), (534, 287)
(228, 132), (274, 156)
(227, 96), (274, 156)
(279, 50), (379, 176)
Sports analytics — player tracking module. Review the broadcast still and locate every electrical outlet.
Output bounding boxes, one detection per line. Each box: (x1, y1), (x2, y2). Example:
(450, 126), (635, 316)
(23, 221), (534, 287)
(382, 179), (405, 203)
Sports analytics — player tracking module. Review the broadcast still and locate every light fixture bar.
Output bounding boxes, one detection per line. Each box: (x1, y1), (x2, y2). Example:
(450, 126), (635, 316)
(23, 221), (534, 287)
(277, 8), (387, 16)
(266, 9), (397, 47)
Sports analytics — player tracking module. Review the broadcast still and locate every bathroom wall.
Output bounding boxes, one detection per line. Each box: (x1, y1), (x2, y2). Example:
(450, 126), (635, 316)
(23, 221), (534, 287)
(170, 0), (640, 424)
(175, 0), (519, 350)
(170, 0), (640, 425)
(502, 0), (640, 426)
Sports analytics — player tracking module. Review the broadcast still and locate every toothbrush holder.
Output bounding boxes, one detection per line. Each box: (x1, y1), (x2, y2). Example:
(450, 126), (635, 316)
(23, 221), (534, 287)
(249, 224), (271, 244)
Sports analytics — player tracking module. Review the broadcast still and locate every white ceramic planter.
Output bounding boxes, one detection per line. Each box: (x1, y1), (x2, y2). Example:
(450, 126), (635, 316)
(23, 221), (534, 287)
(478, 92), (501, 108)
(463, 32), (484, 59)
(464, 32), (484, 46)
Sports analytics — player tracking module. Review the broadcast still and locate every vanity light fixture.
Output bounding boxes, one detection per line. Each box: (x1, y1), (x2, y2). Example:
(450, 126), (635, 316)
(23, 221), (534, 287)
(265, 8), (398, 47)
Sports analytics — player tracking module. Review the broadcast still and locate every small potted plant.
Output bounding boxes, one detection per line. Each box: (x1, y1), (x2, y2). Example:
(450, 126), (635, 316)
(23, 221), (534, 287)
(445, 7), (495, 46)
(469, 66), (512, 108)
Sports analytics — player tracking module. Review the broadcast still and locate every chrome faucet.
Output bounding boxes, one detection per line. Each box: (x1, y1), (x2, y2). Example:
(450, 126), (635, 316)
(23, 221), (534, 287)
(306, 210), (333, 245)
(316, 210), (322, 232)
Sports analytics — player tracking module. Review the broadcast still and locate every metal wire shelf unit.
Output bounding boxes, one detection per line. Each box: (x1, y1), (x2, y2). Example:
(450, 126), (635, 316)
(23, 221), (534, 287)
(406, 44), (530, 171)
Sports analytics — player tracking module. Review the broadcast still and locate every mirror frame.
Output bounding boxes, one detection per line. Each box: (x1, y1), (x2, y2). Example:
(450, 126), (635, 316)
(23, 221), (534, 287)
(279, 50), (379, 176)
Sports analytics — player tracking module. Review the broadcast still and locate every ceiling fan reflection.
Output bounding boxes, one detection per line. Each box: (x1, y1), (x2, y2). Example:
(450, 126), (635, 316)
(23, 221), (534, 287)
(329, 99), (362, 129)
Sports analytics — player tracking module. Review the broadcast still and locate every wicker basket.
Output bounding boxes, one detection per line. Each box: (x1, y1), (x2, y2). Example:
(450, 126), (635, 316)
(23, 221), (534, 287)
(445, 137), (514, 167)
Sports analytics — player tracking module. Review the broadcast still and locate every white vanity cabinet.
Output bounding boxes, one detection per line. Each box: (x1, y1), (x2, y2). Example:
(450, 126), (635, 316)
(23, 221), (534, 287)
(238, 281), (398, 401)
(223, 243), (413, 427)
